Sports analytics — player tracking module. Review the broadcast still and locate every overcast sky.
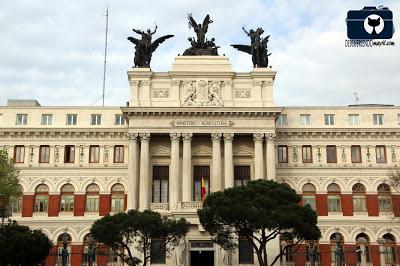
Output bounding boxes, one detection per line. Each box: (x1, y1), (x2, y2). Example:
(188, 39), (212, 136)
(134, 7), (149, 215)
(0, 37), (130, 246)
(0, 0), (399, 107)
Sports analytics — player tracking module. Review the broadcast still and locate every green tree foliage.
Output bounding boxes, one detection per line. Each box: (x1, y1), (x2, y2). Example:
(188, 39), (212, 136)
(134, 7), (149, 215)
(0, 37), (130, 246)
(0, 149), (22, 223)
(198, 179), (321, 266)
(0, 221), (52, 266)
(91, 209), (190, 266)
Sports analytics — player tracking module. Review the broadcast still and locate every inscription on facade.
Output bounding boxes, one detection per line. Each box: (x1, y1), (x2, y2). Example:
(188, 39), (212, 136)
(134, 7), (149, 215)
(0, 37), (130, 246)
(170, 120), (234, 127)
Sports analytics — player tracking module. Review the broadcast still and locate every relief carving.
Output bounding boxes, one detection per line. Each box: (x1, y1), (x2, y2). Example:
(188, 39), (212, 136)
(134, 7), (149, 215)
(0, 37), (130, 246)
(182, 80), (223, 107)
(152, 88), (169, 98)
(234, 89), (251, 98)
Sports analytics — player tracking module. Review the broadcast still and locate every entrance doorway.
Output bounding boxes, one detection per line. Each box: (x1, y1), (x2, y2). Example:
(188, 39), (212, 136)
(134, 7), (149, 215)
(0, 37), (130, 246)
(190, 250), (214, 266)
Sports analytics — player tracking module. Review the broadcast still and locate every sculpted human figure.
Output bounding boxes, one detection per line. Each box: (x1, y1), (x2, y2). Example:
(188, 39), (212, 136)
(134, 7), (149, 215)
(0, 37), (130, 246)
(127, 25), (173, 67)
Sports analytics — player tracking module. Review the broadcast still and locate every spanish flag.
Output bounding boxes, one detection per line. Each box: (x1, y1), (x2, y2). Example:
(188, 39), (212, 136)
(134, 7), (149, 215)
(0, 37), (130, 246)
(201, 177), (206, 201)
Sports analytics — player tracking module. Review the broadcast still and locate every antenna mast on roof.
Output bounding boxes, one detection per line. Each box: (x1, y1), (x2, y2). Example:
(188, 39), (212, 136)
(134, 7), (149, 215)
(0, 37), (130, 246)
(354, 92), (359, 105)
(102, 6), (109, 107)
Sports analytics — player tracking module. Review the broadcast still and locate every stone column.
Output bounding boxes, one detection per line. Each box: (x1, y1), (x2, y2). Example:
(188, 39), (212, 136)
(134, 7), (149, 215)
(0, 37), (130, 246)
(265, 133), (276, 180)
(139, 133), (150, 210)
(224, 133), (234, 188)
(377, 239), (386, 266)
(253, 133), (264, 180)
(358, 237), (367, 266)
(211, 133), (222, 192)
(170, 133), (181, 210)
(182, 133), (193, 202)
(127, 133), (139, 210)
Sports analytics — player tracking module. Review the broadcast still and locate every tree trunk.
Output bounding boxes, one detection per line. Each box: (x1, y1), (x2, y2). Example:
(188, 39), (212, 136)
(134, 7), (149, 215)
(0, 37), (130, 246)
(256, 250), (267, 266)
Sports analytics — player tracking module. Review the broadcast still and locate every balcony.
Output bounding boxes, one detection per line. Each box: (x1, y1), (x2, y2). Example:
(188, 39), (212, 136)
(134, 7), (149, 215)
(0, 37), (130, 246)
(181, 201), (203, 210)
(149, 202), (169, 212)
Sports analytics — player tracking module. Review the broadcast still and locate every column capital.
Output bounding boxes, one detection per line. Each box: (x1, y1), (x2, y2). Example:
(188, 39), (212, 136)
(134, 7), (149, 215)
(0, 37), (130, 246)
(170, 133), (181, 141)
(265, 133), (276, 142)
(139, 133), (150, 141)
(211, 133), (222, 142)
(253, 133), (264, 142)
(182, 133), (193, 141)
(128, 133), (139, 141)
(223, 133), (234, 142)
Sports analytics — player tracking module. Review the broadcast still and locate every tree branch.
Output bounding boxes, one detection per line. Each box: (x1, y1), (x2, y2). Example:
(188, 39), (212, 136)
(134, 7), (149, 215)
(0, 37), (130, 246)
(269, 238), (304, 266)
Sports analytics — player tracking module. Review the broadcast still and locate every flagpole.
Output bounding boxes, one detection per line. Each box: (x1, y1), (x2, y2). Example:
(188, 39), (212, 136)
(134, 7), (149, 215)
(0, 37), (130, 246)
(102, 6), (109, 107)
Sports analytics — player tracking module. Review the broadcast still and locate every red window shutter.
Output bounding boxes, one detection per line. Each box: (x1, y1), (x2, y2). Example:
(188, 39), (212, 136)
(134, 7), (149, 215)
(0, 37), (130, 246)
(316, 194), (328, 216)
(48, 194), (60, 217)
(366, 194), (379, 216)
(341, 194), (353, 216)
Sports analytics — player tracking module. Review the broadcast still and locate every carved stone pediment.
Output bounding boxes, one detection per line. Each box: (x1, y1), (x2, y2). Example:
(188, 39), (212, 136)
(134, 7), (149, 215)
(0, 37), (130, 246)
(182, 80), (223, 107)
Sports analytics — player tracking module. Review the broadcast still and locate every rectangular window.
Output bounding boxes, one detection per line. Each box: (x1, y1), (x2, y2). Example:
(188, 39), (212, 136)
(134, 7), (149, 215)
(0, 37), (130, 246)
(353, 195), (366, 212)
(14, 145), (25, 163)
(66, 114), (77, 125)
(114, 145), (124, 163)
(239, 237), (254, 264)
(303, 195), (316, 211)
(91, 114), (102, 125)
(302, 145), (313, 163)
(378, 195), (392, 212)
(326, 145), (337, 163)
(328, 195), (342, 212)
(351, 145), (362, 163)
(150, 239), (166, 264)
(41, 114), (53, 125)
(10, 196), (22, 213)
(234, 165), (250, 187)
(299, 114), (311, 126)
(16, 114), (27, 125)
(0, 114), (3, 126)
(276, 114), (287, 126)
(376, 145), (387, 163)
(373, 114), (384, 125)
(114, 114), (125, 125)
(348, 114), (359, 126)
(85, 195), (99, 212)
(278, 145), (288, 163)
(89, 145), (100, 163)
(60, 195), (74, 212)
(35, 195), (48, 212)
(152, 166), (169, 203)
(324, 114), (335, 125)
(194, 166), (210, 201)
(39, 145), (50, 163)
(398, 114), (400, 125)
(64, 145), (75, 163)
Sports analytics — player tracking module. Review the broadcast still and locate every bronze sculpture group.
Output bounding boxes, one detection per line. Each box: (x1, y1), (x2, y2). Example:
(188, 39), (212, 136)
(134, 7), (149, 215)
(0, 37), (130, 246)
(127, 14), (271, 68)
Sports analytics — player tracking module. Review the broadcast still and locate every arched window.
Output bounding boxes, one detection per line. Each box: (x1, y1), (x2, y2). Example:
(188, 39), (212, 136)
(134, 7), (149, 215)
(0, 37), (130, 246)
(60, 184), (74, 212)
(86, 183), (100, 212)
(330, 233), (344, 264)
(34, 184), (49, 213)
(305, 240), (320, 264)
(56, 233), (72, 265)
(111, 183), (125, 212)
(378, 183), (392, 212)
(82, 234), (97, 266)
(382, 233), (396, 264)
(327, 183), (342, 212)
(352, 183), (367, 212)
(356, 233), (370, 263)
(10, 185), (23, 213)
(302, 183), (316, 211)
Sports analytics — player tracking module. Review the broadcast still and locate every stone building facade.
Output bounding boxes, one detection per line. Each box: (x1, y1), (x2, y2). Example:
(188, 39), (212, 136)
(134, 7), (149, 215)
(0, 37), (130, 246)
(0, 56), (399, 266)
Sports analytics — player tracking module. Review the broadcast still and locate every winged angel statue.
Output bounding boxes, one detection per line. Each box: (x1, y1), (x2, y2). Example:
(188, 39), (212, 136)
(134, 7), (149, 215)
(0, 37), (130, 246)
(231, 27), (271, 67)
(127, 25), (174, 67)
(183, 14), (219, 56)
